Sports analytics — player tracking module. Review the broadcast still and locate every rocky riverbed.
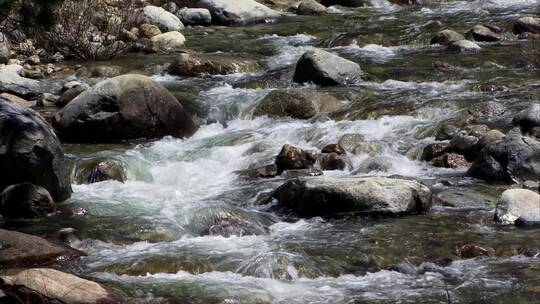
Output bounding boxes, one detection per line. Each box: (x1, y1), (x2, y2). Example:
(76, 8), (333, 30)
(0, 0), (540, 303)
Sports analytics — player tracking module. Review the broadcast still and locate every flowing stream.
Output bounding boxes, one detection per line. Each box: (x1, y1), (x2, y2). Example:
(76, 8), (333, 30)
(6, 0), (540, 303)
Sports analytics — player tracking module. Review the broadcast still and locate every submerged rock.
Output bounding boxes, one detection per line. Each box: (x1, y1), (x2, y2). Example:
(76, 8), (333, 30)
(0, 100), (72, 201)
(57, 83), (89, 107)
(465, 25), (501, 42)
(0, 268), (122, 304)
(53, 74), (198, 143)
(236, 164), (278, 179)
(320, 0), (369, 7)
(495, 189), (540, 225)
(272, 176), (432, 216)
(355, 156), (393, 173)
(142, 5), (184, 32)
(430, 29), (465, 45)
(281, 168), (323, 178)
(468, 134), (540, 182)
(0, 229), (83, 268)
(275, 144), (317, 174)
(0, 183), (55, 218)
(150, 31), (186, 53)
(321, 144), (346, 155)
(293, 49), (366, 86)
(456, 244), (495, 258)
(338, 133), (366, 153)
(203, 213), (268, 237)
(198, 0), (281, 25)
(253, 89), (342, 119)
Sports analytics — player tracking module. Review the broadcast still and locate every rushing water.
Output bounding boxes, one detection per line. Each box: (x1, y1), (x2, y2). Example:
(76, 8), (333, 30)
(7, 0), (540, 303)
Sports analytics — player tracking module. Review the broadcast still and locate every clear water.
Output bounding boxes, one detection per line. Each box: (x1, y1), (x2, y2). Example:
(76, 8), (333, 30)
(7, 0), (540, 303)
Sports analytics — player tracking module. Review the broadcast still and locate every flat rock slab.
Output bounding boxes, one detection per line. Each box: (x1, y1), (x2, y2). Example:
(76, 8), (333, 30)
(1, 268), (122, 304)
(0, 229), (83, 268)
(272, 176), (432, 217)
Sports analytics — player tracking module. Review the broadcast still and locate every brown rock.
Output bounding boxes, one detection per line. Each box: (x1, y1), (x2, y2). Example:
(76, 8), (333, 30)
(456, 244), (495, 258)
(275, 144), (316, 174)
(421, 143), (451, 161)
(432, 152), (471, 168)
(321, 144), (346, 155)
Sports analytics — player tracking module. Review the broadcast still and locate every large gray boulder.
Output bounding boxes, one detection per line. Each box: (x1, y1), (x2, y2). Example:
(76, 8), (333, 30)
(513, 16), (540, 34)
(495, 189), (540, 225)
(142, 5), (184, 32)
(0, 229), (82, 268)
(293, 49), (366, 86)
(0, 100), (72, 201)
(468, 134), (540, 182)
(198, 0), (281, 25)
(0, 64), (41, 99)
(52, 74), (198, 143)
(272, 176), (432, 216)
(1, 268), (122, 304)
(177, 8), (212, 25)
(253, 89), (342, 119)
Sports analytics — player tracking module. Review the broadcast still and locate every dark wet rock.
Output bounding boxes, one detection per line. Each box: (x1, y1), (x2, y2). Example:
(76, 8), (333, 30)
(0, 229), (83, 268)
(57, 83), (89, 107)
(139, 23), (162, 38)
(177, 8), (212, 25)
(236, 164), (278, 179)
(0, 268), (123, 304)
(456, 244), (495, 258)
(468, 134), (540, 182)
(421, 143), (451, 161)
(275, 144), (317, 174)
(513, 103), (540, 132)
(432, 152), (471, 168)
(89, 65), (122, 78)
(163, 1), (178, 13)
(430, 29), (465, 45)
(515, 211), (540, 227)
(320, 0), (369, 7)
(0, 64), (41, 99)
(0, 100), (71, 201)
(296, 0), (327, 15)
(317, 152), (350, 171)
(447, 40), (481, 53)
(468, 101), (506, 124)
(531, 127), (540, 139)
(53, 74), (198, 143)
(355, 156), (393, 173)
(253, 89), (341, 119)
(54, 228), (81, 245)
(322, 144), (346, 155)
(272, 176), (432, 217)
(450, 131), (479, 157)
(198, 0), (281, 25)
(338, 133), (365, 153)
(495, 189), (540, 225)
(513, 16), (540, 34)
(282, 168), (323, 178)
(203, 213), (268, 237)
(293, 49), (366, 86)
(0, 183), (55, 218)
(87, 161), (126, 183)
(465, 25), (501, 42)
(142, 5), (184, 32)
(169, 53), (258, 76)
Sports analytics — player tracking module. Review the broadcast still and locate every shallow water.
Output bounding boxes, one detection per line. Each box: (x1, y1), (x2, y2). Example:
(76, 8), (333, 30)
(7, 0), (540, 303)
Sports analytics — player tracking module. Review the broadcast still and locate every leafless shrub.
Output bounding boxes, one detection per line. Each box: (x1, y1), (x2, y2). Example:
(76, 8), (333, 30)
(34, 0), (141, 60)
